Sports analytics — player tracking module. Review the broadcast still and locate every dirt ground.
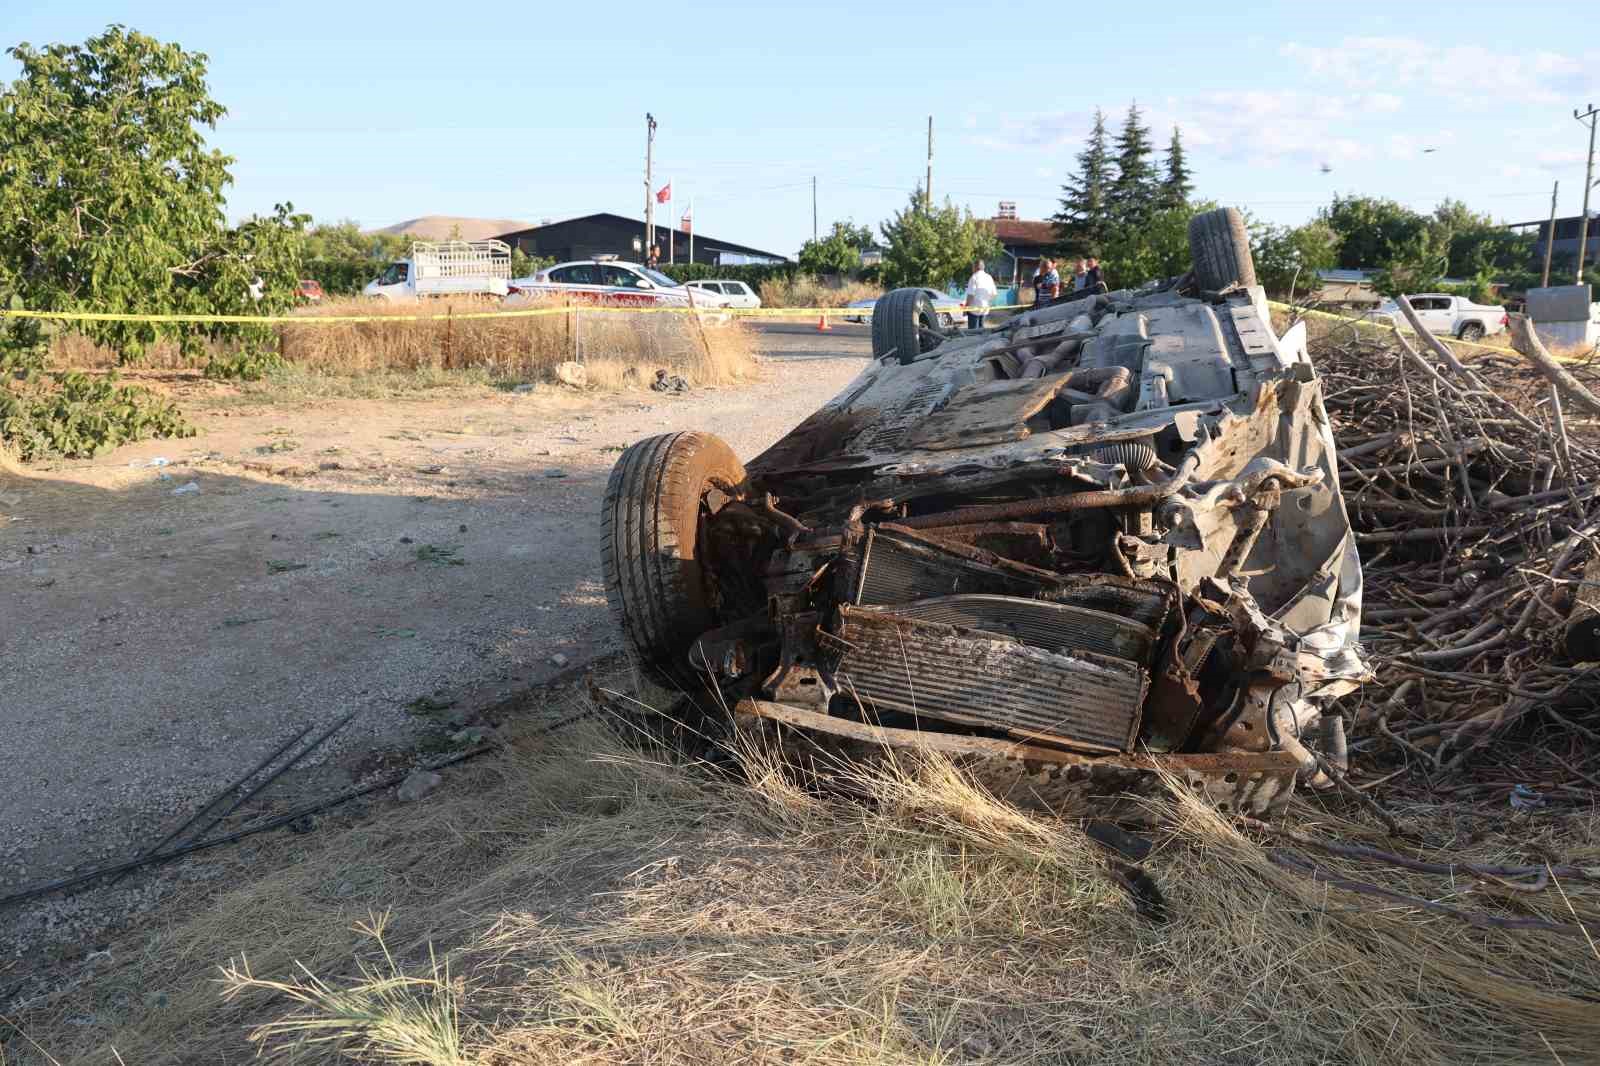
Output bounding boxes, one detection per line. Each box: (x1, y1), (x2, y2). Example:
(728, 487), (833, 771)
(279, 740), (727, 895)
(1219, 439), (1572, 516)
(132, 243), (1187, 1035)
(0, 321), (871, 967)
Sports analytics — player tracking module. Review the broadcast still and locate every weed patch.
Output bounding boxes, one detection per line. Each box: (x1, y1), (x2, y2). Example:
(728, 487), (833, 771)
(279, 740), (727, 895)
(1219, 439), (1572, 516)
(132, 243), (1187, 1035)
(414, 544), (464, 566)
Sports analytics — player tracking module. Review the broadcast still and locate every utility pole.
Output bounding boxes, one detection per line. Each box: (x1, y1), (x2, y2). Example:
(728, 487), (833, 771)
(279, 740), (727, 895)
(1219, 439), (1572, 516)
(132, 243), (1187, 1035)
(1575, 103), (1598, 283)
(924, 116), (933, 213)
(812, 176), (818, 243)
(1542, 180), (1560, 288)
(644, 113), (657, 257)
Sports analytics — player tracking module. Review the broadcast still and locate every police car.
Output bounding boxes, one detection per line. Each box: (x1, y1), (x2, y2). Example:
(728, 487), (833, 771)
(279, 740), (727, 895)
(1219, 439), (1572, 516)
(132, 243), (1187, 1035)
(506, 257), (730, 310)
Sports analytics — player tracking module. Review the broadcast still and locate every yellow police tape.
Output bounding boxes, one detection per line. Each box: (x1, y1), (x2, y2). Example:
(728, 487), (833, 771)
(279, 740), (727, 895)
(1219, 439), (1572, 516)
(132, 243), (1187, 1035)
(0, 298), (1583, 367)
(0, 301), (1030, 325)
(1262, 300), (1526, 358)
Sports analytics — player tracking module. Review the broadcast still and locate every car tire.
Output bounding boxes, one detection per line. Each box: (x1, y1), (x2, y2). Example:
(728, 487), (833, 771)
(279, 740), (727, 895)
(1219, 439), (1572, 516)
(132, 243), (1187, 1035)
(872, 287), (943, 364)
(1188, 207), (1257, 292)
(1458, 322), (1485, 342)
(601, 431), (746, 688)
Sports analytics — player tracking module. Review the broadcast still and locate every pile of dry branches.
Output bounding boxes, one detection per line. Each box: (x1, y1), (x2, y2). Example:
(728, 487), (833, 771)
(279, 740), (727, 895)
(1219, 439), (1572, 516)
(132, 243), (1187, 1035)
(1310, 312), (1600, 798)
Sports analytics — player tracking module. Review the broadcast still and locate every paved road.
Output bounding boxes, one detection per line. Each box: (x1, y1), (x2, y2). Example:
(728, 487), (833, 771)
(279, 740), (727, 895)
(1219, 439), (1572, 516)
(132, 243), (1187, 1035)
(0, 322), (871, 958)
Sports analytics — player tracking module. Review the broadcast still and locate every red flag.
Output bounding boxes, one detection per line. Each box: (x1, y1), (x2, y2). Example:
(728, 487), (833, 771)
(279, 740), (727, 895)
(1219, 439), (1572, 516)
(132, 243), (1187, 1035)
(656, 182), (671, 203)
(681, 209), (692, 233)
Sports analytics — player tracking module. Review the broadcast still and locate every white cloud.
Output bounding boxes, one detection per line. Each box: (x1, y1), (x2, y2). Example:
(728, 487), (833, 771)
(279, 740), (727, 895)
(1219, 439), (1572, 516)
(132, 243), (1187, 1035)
(1280, 37), (1594, 106)
(972, 89), (1394, 168)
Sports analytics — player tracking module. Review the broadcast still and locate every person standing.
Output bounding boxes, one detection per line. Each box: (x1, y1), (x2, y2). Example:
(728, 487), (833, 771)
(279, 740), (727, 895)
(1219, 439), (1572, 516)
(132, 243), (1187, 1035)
(963, 259), (997, 330)
(645, 245), (661, 269)
(1084, 257), (1106, 294)
(1071, 258), (1089, 292)
(1032, 258), (1061, 306)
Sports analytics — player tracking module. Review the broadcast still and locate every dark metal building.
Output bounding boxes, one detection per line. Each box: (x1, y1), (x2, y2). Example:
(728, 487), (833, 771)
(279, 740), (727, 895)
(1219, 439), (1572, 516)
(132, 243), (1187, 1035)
(493, 213), (787, 267)
(1508, 213), (1600, 263)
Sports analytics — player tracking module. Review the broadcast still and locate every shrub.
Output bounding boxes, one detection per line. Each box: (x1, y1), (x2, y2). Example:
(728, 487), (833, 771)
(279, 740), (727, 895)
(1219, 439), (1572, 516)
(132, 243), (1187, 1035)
(757, 276), (880, 308)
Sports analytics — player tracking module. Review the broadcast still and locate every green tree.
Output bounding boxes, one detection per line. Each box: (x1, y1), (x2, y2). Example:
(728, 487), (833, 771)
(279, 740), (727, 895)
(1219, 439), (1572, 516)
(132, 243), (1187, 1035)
(1250, 220), (1339, 297)
(1371, 227), (1450, 297)
(1107, 103), (1159, 232)
(0, 26), (305, 371)
(1052, 109), (1113, 255)
(1319, 195), (1428, 270)
(797, 220), (875, 276)
(879, 189), (1001, 289)
(304, 220), (414, 263)
(1158, 127), (1192, 211)
(509, 248), (553, 278)
(1429, 199), (1534, 278)
(1101, 201), (1212, 288)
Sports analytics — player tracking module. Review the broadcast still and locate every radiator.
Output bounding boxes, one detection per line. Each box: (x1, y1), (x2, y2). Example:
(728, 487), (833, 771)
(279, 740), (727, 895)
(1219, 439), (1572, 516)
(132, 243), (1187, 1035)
(853, 593), (1155, 662)
(833, 606), (1147, 752)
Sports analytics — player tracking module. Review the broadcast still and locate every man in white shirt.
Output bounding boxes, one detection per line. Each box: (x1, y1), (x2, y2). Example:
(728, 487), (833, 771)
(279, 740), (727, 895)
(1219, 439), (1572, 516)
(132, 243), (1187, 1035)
(963, 260), (997, 330)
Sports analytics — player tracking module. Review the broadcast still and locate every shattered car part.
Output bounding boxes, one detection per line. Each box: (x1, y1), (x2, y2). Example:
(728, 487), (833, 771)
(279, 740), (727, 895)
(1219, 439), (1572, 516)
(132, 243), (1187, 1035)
(601, 207), (1368, 814)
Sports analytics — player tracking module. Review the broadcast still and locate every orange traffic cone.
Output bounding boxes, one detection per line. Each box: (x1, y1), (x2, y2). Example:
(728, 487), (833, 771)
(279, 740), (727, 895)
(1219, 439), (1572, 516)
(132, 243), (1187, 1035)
(816, 313), (831, 332)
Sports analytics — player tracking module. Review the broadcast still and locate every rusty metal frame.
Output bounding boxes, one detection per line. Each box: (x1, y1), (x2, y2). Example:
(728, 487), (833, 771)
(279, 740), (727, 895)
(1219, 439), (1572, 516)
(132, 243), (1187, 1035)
(736, 699), (1302, 816)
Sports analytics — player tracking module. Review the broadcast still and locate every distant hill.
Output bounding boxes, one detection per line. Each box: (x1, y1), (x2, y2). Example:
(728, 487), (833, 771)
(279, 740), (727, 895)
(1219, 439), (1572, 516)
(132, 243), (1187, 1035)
(370, 216), (532, 242)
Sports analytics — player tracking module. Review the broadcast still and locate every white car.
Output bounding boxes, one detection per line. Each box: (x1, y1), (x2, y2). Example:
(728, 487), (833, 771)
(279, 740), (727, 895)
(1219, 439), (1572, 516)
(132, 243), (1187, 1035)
(843, 287), (964, 326)
(1370, 293), (1508, 342)
(686, 279), (761, 309)
(506, 259), (729, 309)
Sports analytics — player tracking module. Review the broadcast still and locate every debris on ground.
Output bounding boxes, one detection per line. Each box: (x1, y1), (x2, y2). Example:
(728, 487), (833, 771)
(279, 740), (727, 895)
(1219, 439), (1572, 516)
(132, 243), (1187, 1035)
(1314, 317), (1600, 795)
(170, 481), (199, 496)
(650, 369), (690, 393)
(396, 770), (442, 802)
(554, 361), (587, 388)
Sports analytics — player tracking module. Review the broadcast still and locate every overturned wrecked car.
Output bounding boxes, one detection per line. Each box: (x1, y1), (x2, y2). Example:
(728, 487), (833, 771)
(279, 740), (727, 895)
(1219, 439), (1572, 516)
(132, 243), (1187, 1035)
(601, 208), (1367, 815)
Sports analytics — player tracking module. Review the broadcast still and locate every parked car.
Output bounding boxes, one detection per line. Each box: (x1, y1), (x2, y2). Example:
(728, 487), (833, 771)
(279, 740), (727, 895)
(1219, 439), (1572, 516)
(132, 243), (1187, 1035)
(364, 240), (511, 301)
(686, 279), (761, 309)
(1370, 293), (1508, 341)
(507, 259), (729, 310)
(296, 279), (325, 303)
(599, 207), (1367, 815)
(844, 287), (963, 326)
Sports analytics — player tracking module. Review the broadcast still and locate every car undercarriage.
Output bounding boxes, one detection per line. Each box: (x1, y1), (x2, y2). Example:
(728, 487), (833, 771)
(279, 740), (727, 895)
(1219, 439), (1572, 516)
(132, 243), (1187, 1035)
(602, 208), (1368, 815)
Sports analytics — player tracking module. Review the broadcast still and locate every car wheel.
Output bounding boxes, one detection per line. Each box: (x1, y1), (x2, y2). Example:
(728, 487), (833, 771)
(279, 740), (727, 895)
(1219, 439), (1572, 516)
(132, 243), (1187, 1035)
(872, 287), (945, 364)
(1188, 206), (1257, 291)
(601, 431), (746, 689)
(1459, 322), (1485, 342)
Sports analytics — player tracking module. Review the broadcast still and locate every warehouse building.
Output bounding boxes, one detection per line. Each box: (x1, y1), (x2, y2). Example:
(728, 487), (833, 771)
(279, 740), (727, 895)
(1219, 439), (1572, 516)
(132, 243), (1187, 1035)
(494, 213), (787, 267)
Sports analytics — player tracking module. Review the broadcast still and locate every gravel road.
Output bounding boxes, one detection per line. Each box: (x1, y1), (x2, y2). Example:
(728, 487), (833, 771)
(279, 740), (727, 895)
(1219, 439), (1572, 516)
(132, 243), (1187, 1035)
(0, 322), (870, 961)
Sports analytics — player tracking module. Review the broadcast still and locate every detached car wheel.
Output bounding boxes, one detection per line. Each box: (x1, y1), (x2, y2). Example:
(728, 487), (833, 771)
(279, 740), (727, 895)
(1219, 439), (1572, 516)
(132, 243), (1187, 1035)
(1188, 206), (1257, 291)
(601, 431), (746, 687)
(872, 287), (945, 364)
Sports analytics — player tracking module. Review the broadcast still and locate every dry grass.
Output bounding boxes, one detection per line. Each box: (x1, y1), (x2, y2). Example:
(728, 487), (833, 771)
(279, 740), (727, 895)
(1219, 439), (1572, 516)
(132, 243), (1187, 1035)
(45, 298), (759, 391)
(7, 675), (1600, 1065)
(279, 298), (757, 388)
(759, 276), (881, 309)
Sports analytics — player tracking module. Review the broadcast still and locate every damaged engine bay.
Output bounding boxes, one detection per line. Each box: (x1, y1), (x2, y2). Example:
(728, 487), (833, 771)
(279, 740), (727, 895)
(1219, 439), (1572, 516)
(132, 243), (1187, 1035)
(602, 208), (1368, 815)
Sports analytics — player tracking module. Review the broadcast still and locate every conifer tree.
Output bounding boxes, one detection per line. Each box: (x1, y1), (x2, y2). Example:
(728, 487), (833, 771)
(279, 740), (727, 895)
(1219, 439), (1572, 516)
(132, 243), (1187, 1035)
(1051, 108), (1112, 254)
(1159, 126), (1193, 210)
(1107, 103), (1158, 230)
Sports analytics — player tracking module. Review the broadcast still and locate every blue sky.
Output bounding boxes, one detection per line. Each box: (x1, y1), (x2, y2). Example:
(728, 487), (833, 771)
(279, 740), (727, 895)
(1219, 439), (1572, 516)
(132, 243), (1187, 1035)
(3, 1), (1597, 257)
